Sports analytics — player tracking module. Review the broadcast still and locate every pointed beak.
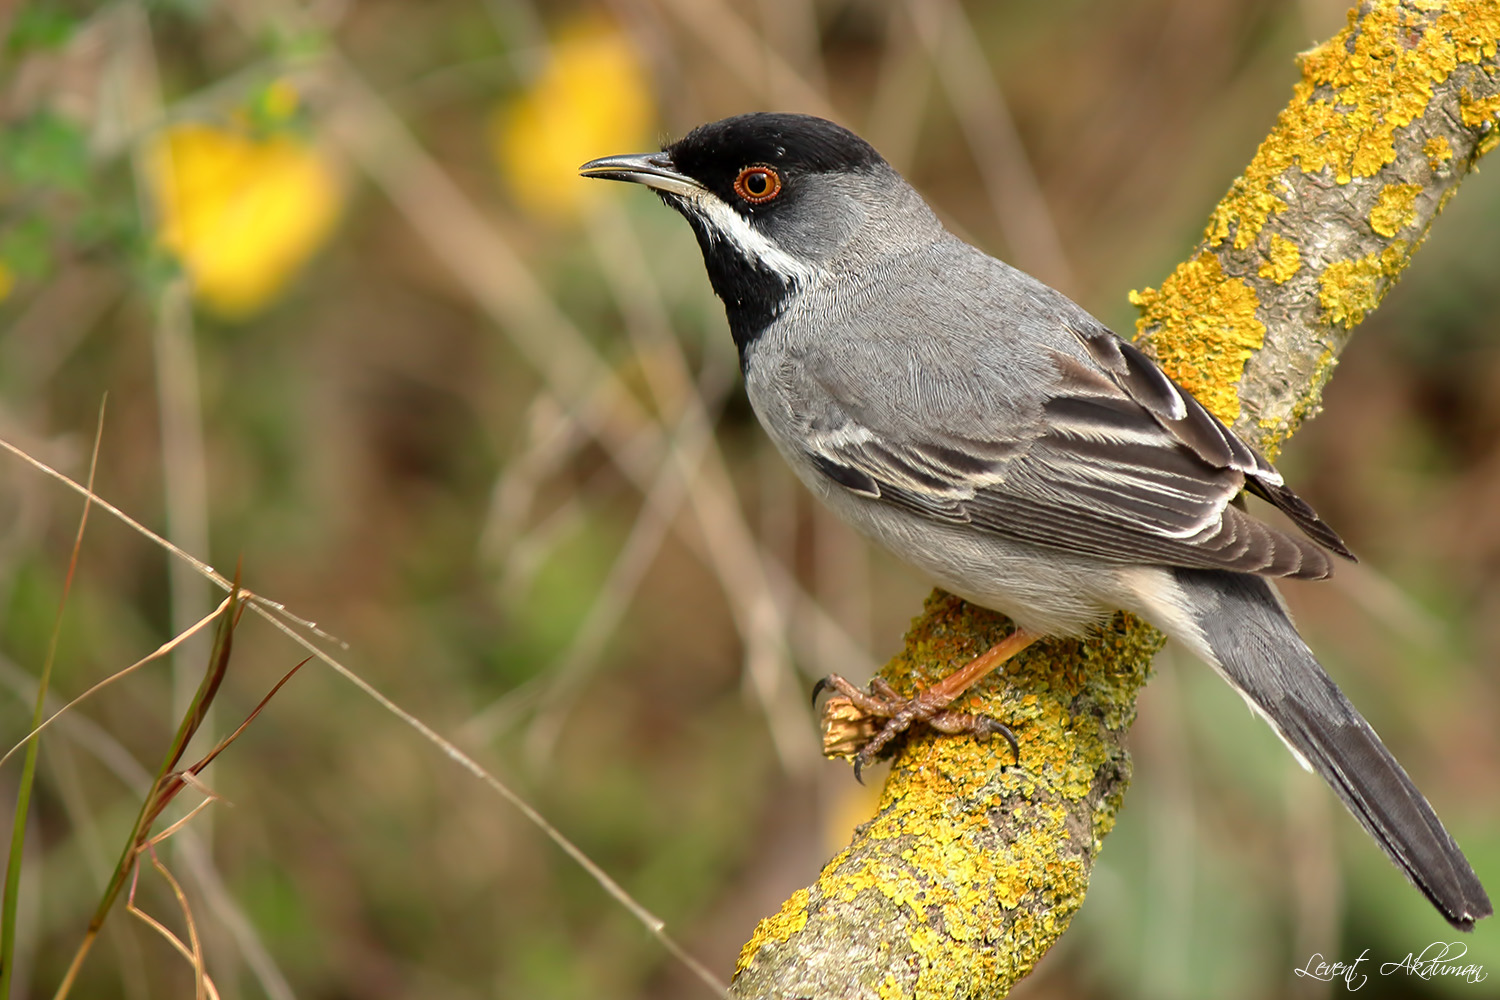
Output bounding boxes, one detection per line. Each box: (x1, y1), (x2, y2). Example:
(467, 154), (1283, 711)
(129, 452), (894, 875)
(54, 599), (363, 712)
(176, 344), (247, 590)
(578, 152), (704, 198)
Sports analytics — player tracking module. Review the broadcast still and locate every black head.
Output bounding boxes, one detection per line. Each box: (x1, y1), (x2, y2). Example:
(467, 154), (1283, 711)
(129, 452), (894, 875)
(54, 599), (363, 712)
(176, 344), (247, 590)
(663, 113), (886, 218)
(580, 113), (896, 368)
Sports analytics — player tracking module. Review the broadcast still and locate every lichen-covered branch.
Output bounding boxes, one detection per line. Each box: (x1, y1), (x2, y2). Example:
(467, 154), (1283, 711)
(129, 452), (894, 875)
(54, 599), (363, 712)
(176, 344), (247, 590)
(730, 3), (1500, 998)
(1135, 0), (1500, 442)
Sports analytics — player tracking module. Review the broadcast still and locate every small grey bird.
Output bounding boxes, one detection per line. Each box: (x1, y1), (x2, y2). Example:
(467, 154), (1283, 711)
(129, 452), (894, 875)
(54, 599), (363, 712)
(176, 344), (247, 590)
(580, 112), (1491, 929)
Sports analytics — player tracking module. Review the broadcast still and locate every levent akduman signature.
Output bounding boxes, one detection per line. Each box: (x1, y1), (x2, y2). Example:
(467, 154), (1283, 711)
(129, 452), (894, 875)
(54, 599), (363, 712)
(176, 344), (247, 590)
(1295, 941), (1487, 989)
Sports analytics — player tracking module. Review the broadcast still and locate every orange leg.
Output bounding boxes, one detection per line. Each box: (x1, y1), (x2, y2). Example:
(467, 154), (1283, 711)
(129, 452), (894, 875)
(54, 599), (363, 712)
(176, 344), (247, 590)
(815, 629), (1040, 780)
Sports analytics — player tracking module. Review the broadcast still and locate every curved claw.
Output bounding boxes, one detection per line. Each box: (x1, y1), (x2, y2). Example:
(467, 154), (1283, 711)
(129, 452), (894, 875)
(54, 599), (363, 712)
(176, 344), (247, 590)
(851, 755), (866, 785)
(978, 717), (1021, 766)
(810, 676), (831, 707)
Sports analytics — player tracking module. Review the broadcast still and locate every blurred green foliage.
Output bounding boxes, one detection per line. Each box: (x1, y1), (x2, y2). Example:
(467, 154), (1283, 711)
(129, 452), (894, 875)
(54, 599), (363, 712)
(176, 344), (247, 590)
(6, 6), (77, 55)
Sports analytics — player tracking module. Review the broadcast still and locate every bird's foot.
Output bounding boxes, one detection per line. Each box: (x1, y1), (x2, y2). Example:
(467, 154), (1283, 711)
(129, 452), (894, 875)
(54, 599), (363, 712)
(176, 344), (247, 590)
(812, 674), (1019, 783)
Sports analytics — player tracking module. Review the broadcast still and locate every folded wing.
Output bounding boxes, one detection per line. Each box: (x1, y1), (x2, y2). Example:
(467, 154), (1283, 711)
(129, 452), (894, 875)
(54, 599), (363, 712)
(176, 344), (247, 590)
(801, 324), (1351, 579)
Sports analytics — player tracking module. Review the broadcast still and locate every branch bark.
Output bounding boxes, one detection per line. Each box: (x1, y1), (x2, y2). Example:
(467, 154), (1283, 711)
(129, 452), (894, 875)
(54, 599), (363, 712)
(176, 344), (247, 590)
(730, 3), (1500, 997)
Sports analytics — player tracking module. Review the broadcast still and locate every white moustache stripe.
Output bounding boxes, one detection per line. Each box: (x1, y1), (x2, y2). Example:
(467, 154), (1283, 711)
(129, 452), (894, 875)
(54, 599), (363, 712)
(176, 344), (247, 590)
(681, 192), (822, 285)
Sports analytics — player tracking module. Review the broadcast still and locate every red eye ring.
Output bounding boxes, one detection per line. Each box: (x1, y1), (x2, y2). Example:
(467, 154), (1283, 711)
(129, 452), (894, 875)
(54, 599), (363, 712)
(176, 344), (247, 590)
(733, 165), (782, 204)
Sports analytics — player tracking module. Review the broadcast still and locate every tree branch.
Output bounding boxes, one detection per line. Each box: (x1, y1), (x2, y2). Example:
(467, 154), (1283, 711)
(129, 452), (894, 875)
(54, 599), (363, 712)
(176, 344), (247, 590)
(730, 3), (1500, 997)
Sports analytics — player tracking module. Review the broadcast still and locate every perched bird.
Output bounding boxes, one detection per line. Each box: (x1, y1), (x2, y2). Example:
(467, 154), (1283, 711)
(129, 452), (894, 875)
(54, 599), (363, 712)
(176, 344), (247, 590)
(580, 112), (1491, 930)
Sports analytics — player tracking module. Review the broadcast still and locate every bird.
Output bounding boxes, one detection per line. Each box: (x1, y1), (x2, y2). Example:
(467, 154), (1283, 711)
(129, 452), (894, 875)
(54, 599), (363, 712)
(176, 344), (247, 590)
(579, 112), (1491, 930)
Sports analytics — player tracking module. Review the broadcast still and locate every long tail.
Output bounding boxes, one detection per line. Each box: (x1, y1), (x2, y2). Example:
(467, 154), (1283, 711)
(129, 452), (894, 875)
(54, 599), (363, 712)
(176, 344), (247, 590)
(1167, 568), (1491, 930)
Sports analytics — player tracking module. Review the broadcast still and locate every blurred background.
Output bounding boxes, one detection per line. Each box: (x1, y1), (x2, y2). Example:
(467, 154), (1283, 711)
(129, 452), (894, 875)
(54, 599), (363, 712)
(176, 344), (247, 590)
(1, 0), (1497, 997)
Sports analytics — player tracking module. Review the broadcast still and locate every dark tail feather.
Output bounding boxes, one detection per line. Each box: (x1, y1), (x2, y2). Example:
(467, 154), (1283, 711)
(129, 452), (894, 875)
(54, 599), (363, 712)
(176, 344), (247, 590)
(1173, 568), (1491, 930)
(1245, 477), (1357, 562)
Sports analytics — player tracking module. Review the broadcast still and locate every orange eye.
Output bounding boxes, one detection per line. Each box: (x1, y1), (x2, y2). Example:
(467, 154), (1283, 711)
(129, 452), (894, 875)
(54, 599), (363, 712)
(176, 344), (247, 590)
(733, 165), (782, 204)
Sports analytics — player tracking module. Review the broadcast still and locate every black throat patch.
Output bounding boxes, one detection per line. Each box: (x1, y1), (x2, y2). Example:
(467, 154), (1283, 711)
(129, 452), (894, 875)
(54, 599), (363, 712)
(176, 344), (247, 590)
(667, 194), (796, 372)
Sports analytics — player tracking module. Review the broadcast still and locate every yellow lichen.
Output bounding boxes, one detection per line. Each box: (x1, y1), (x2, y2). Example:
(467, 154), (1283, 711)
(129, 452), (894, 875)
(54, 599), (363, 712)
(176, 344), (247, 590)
(1258, 233), (1302, 283)
(1460, 87), (1500, 128)
(1369, 183), (1423, 236)
(1319, 241), (1411, 328)
(1424, 134), (1454, 169)
(772, 597), (1161, 994)
(1205, 175), (1289, 250)
(1202, 1), (1500, 249)
(735, 887), (811, 972)
(1130, 253), (1266, 424)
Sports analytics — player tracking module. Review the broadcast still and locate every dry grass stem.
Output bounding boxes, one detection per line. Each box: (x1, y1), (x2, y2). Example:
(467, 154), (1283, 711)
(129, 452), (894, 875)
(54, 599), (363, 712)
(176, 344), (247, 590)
(0, 597), (234, 770)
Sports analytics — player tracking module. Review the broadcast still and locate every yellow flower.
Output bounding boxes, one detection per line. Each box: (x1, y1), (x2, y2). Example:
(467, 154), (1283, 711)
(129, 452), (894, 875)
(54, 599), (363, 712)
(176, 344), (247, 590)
(0, 262), (13, 303)
(493, 15), (655, 219)
(148, 122), (342, 318)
